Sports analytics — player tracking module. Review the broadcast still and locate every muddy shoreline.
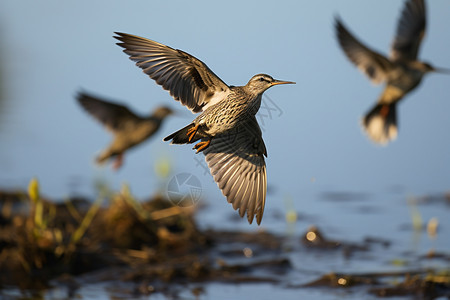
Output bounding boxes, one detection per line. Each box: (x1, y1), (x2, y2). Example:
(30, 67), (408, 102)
(1, 187), (449, 299)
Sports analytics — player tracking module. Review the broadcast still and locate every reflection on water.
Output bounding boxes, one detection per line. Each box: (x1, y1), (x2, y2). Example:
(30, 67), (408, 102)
(0, 186), (449, 299)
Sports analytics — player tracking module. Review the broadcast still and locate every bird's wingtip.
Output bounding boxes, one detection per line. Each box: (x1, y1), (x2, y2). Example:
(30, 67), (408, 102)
(256, 213), (263, 226)
(74, 89), (91, 103)
(334, 15), (345, 28)
(113, 32), (130, 44)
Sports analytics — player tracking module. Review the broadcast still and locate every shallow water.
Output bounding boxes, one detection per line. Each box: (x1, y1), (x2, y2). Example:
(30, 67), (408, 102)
(1, 188), (448, 299)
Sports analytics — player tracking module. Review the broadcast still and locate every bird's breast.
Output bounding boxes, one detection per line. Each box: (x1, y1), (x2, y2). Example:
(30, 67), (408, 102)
(387, 64), (423, 94)
(200, 92), (260, 135)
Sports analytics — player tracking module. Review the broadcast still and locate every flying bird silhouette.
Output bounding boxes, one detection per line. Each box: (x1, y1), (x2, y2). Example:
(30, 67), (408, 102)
(335, 0), (449, 145)
(77, 92), (172, 169)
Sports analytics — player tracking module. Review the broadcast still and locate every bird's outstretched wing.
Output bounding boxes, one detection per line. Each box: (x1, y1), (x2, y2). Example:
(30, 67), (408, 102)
(115, 32), (231, 113)
(203, 117), (267, 225)
(335, 17), (392, 85)
(76, 92), (141, 133)
(390, 0), (426, 61)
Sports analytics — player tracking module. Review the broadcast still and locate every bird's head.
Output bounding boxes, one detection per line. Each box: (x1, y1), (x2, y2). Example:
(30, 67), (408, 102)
(153, 106), (174, 118)
(246, 74), (295, 94)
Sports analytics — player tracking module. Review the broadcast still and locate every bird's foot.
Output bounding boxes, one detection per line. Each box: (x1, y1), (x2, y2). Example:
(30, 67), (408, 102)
(187, 124), (199, 142)
(193, 140), (211, 153)
(112, 153), (124, 170)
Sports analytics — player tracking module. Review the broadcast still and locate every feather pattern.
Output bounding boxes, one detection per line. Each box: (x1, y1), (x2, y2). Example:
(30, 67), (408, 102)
(203, 118), (267, 225)
(114, 32), (231, 113)
(391, 0), (426, 61)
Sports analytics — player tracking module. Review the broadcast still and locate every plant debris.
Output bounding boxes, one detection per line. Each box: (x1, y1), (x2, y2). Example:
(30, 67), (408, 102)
(1, 184), (449, 299)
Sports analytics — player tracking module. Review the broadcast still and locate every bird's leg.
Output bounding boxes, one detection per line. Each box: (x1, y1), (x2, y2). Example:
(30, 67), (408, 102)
(187, 124), (199, 142)
(193, 139), (211, 153)
(113, 153), (124, 170)
(380, 104), (390, 118)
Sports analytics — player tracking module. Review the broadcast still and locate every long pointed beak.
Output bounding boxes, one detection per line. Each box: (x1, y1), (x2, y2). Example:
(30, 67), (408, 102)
(434, 67), (450, 74)
(271, 79), (296, 86)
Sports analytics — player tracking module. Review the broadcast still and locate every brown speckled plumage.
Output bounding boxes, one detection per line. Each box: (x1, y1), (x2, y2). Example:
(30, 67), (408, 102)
(115, 32), (294, 224)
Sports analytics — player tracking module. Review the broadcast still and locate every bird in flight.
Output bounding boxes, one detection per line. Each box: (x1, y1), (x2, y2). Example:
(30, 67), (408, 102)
(335, 0), (449, 145)
(77, 92), (172, 169)
(115, 32), (295, 224)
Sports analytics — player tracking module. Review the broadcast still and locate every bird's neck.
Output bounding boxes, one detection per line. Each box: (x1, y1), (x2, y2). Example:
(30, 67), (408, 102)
(242, 85), (268, 98)
(247, 94), (263, 115)
(408, 61), (429, 74)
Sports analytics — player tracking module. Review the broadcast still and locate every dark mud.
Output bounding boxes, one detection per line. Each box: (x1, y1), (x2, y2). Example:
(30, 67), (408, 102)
(0, 188), (449, 299)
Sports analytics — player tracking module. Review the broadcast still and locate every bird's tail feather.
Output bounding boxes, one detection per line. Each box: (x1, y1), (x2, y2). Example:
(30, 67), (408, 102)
(164, 123), (199, 144)
(362, 103), (398, 145)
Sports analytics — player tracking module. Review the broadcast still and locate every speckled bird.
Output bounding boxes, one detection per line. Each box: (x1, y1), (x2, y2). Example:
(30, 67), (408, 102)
(114, 32), (295, 225)
(77, 92), (173, 169)
(335, 0), (449, 145)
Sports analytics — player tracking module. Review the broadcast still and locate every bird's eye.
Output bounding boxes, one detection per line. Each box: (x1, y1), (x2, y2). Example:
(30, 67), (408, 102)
(259, 77), (265, 82)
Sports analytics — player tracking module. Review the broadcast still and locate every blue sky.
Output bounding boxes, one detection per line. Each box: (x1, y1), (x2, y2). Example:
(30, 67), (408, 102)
(0, 0), (449, 211)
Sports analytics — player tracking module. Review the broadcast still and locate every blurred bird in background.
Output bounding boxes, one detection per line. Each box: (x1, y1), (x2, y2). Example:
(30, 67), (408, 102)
(335, 0), (449, 145)
(77, 92), (173, 169)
